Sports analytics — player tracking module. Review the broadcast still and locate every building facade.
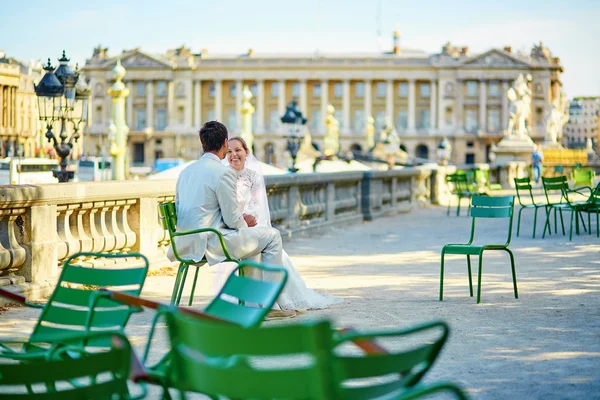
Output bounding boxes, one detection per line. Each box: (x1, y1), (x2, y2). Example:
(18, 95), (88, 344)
(0, 51), (43, 158)
(563, 97), (599, 150)
(83, 36), (563, 168)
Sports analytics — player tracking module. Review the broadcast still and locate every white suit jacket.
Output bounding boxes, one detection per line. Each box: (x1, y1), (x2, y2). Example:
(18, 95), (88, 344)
(168, 153), (247, 263)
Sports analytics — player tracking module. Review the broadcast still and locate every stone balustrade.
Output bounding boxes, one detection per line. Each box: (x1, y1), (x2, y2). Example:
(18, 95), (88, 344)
(0, 167), (435, 300)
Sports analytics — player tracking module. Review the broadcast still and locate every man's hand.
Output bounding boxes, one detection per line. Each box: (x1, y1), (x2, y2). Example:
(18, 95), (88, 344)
(243, 214), (257, 227)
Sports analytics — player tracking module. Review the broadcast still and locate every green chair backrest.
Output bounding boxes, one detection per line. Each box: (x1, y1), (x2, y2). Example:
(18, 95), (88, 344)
(158, 202), (177, 232)
(467, 195), (514, 246)
(333, 321), (449, 399)
(446, 173), (469, 193)
(203, 260), (288, 328)
(542, 176), (568, 205)
(0, 332), (131, 399)
(513, 178), (536, 206)
(27, 252), (148, 350)
(165, 311), (337, 399)
(573, 168), (595, 188)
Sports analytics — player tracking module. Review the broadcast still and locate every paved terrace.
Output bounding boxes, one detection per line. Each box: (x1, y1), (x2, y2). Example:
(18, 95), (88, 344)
(1, 198), (599, 399)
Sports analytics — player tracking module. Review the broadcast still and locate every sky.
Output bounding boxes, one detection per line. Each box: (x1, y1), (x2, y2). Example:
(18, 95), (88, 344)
(3, 0), (600, 98)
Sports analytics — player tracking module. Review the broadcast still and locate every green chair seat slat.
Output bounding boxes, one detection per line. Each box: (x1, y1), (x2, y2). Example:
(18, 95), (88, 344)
(53, 287), (139, 307)
(29, 325), (115, 347)
(470, 207), (512, 218)
(219, 274), (283, 305)
(444, 245), (484, 255)
(40, 305), (130, 328)
(203, 299), (265, 328)
(61, 265), (147, 287)
(337, 345), (431, 379)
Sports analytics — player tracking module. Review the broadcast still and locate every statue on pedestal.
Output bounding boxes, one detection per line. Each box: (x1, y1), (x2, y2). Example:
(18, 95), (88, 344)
(366, 116), (375, 150)
(323, 104), (340, 157)
(545, 88), (569, 146)
(240, 85), (255, 153)
(506, 74), (533, 138)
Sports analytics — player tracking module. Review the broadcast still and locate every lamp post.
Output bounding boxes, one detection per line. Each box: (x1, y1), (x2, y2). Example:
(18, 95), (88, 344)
(436, 137), (452, 165)
(280, 100), (307, 173)
(34, 51), (90, 182)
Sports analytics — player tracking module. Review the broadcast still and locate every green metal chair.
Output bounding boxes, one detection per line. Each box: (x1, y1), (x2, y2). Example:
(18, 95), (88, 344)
(140, 260), (289, 390)
(514, 177), (549, 238)
(573, 168), (595, 189)
(0, 332), (142, 399)
(541, 176), (588, 239)
(446, 173), (478, 216)
(561, 184), (595, 241)
(159, 201), (240, 306)
(440, 195), (518, 304)
(0, 252), (148, 362)
(476, 169), (503, 192)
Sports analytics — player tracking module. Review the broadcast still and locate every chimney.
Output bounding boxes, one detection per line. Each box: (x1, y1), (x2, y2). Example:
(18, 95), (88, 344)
(460, 46), (469, 56)
(503, 46), (512, 53)
(393, 30), (401, 54)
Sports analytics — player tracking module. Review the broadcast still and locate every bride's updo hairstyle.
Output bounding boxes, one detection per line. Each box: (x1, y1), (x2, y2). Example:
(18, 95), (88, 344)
(229, 136), (249, 154)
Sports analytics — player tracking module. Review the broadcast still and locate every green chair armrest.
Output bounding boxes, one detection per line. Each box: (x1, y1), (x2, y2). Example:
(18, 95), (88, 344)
(170, 227), (236, 263)
(334, 320), (448, 347)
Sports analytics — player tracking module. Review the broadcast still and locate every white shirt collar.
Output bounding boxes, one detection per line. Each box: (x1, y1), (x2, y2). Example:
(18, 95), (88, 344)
(202, 153), (222, 163)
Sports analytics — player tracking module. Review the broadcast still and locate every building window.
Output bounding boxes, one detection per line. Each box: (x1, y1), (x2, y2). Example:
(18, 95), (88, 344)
(269, 110), (279, 129)
(209, 83), (215, 97)
(312, 110), (321, 130)
(375, 111), (386, 131)
(465, 153), (475, 164)
(418, 109), (430, 129)
(398, 82), (408, 98)
(136, 109), (146, 130)
(290, 82), (300, 98)
(250, 83), (257, 96)
(487, 108), (501, 132)
(156, 81), (167, 97)
(416, 144), (429, 159)
(445, 106), (453, 126)
(334, 83), (343, 98)
(95, 105), (103, 124)
(207, 109), (215, 121)
(376, 82), (386, 98)
(271, 82), (279, 98)
(136, 82), (145, 97)
(466, 81), (478, 98)
(355, 83), (365, 98)
(229, 83), (237, 98)
(228, 109), (237, 131)
(334, 110), (343, 129)
(419, 83), (430, 98)
(488, 81), (500, 97)
(313, 83), (321, 98)
(396, 109), (408, 130)
(156, 108), (167, 131)
(465, 108), (478, 133)
(354, 109), (365, 131)
(177, 106), (185, 124)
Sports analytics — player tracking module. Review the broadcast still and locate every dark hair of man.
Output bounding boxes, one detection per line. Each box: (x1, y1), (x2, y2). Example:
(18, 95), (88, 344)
(228, 136), (249, 153)
(199, 121), (228, 153)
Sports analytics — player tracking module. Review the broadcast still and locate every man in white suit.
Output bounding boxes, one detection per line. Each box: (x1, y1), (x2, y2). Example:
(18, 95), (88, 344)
(171, 121), (284, 268)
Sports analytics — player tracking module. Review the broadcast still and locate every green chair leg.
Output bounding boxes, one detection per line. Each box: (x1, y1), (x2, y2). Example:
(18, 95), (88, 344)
(176, 265), (190, 306)
(439, 250), (446, 301)
(466, 255), (473, 297)
(477, 251), (484, 304)
(504, 248), (518, 299)
(187, 266), (201, 306)
(170, 263), (186, 306)
(516, 207), (523, 237)
(569, 211), (575, 241)
(532, 207), (539, 238)
(456, 197), (461, 217)
(559, 209), (565, 235)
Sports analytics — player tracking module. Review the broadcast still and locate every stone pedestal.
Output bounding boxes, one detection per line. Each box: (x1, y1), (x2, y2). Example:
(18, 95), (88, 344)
(541, 141), (564, 150)
(491, 135), (536, 164)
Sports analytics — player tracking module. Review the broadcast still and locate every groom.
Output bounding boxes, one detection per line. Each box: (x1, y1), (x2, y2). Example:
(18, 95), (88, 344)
(171, 120), (285, 268)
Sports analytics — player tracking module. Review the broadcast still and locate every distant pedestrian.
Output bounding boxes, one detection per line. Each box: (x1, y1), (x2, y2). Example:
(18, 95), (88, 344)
(531, 145), (544, 184)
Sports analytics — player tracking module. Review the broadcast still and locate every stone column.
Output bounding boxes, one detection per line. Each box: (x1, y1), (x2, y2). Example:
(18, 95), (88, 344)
(299, 79), (307, 117)
(126, 81), (133, 128)
(386, 79), (394, 122)
(429, 80), (437, 132)
(364, 79), (372, 130)
(407, 79), (416, 132)
(10, 87), (15, 128)
(479, 80), (487, 133)
(167, 80), (175, 128)
(278, 79), (285, 115)
(456, 79), (464, 132)
(0, 85), (3, 127)
(256, 79), (265, 133)
(193, 80), (201, 127)
(437, 80), (445, 131)
(501, 80), (509, 131)
(185, 80), (193, 130)
(235, 79), (243, 131)
(214, 79), (223, 121)
(342, 79), (351, 133)
(320, 79), (328, 133)
(145, 81), (153, 131)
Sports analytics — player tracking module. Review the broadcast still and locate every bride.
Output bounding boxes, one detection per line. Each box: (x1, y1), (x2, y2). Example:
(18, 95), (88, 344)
(224, 136), (342, 311)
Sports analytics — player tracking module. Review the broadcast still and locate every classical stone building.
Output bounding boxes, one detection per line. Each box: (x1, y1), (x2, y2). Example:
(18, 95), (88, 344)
(83, 36), (563, 168)
(563, 97), (599, 150)
(0, 51), (43, 158)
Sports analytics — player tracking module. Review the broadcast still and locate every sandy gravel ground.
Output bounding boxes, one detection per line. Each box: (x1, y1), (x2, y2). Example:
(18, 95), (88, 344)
(1, 198), (599, 399)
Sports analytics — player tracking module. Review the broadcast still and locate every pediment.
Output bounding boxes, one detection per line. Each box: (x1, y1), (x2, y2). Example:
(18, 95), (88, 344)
(119, 51), (172, 69)
(462, 50), (531, 68)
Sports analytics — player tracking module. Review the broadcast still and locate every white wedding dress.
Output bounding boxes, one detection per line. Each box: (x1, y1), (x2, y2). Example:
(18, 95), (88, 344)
(232, 164), (342, 311)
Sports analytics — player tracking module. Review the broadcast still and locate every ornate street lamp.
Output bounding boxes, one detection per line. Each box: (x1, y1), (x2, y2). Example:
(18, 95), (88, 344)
(280, 100), (307, 173)
(34, 50), (90, 182)
(436, 137), (452, 165)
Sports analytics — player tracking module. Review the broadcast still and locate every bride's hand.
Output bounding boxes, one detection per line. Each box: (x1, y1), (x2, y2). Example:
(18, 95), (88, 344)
(243, 213), (257, 227)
